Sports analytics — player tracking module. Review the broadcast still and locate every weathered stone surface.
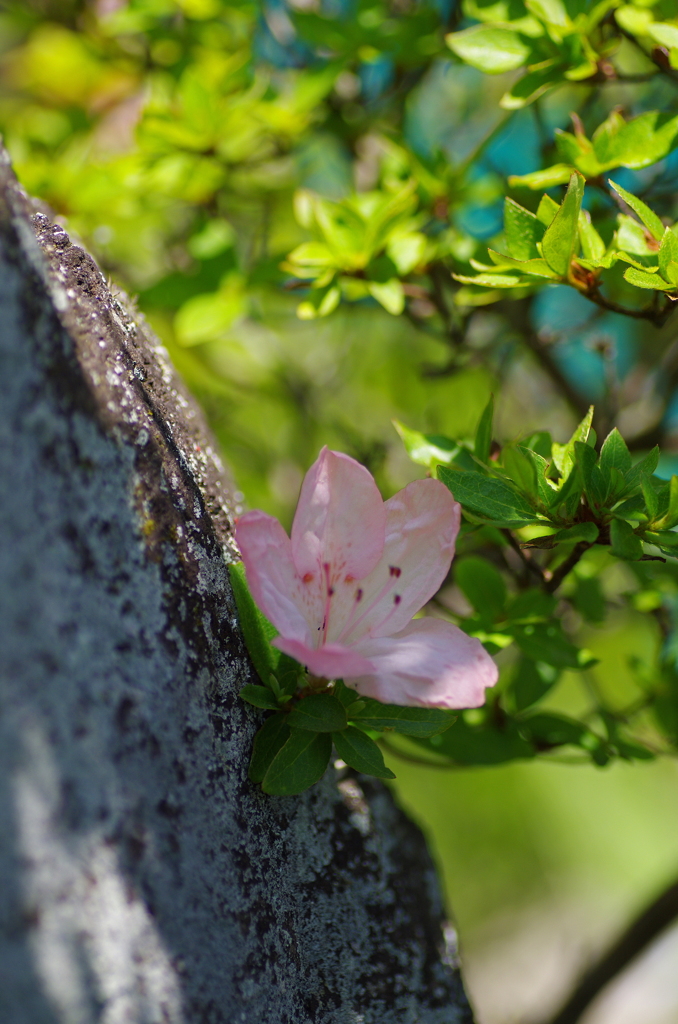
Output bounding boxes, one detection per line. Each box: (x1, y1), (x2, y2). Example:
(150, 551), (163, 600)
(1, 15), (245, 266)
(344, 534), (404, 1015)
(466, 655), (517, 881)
(0, 146), (474, 1024)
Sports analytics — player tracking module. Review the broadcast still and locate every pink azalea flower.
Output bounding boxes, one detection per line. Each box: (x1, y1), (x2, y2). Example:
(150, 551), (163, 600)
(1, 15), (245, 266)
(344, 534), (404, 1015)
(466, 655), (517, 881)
(235, 447), (498, 708)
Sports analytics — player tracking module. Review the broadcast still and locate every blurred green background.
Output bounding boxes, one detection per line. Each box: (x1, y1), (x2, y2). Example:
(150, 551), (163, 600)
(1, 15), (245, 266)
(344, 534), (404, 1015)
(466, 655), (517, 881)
(2, 2), (678, 1021)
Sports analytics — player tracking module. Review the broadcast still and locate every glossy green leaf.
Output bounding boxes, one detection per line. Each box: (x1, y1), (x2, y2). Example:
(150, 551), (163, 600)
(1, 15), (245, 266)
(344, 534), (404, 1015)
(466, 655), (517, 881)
(659, 227), (678, 281)
(455, 556), (507, 623)
(474, 394), (494, 463)
(574, 440), (607, 508)
(541, 171), (585, 277)
(349, 699), (456, 737)
(249, 713), (291, 784)
(332, 726), (396, 779)
(552, 406), (594, 481)
(502, 445), (539, 496)
(446, 24), (531, 73)
(599, 427), (632, 479)
(625, 447), (660, 491)
(597, 112), (678, 171)
(578, 210), (606, 261)
(438, 466), (542, 527)
(642, 475), (659, 521)
(623, 267), (675, 291)
(286, 693), (348, 732)
(509, 164), (573, 190)
(610, 518), (644, 560)
(487, 250), (559, 278)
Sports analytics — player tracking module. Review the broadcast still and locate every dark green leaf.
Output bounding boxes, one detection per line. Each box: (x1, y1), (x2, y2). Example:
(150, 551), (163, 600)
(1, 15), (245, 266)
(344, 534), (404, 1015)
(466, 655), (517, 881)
(518, 712), (590, 747)
(599, 428), (632, 480)
(574, 441), (605, 508)
(455, 556), (507, 624)
(548, 522), (599, 544)
(552, 406), (594, 481)
(286, 693), (348, 732)
(610, 518), (644, 560)
(510, 623), (588, 668)
(551, 464), (584, 520)
(502, 445), (538, 496)
(572, 576), (606, 623)
(438, 466), (542, 527)
(506, 588), (557, 622)
(332, 726), (396, 779)
(624, 447), (660, 492)
(240, 685), (282, 710)
(541, 171), (585, 277)
(249, 713), (291, 784)
(349, 699), (456, 737)
(261, 729), (332, 795)
(512, 659), (560, 712)
(642, 475), (659, 520)
(523, 431), (553, 459)
(419, 715), (534, 764)
(474, 395), (494, 464)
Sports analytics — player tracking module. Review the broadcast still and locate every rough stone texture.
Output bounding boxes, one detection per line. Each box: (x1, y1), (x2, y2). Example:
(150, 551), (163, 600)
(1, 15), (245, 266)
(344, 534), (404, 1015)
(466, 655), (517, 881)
(0, 146), (475, 1024)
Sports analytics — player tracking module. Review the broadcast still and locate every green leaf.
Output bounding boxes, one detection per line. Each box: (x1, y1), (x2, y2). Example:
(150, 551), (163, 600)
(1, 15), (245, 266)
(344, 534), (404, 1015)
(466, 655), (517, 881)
(656, 476), (678, 530)
(551, 406), (594, 482)
(286, 693), (348, 732)
(642, 475), (659, 521)
(349, 699), (456, 737)
(541, 171), (585, 277)
(504, 198), (543, 260)
(572, 575), (606, 623)
(262, 729), (332, 795)
(599, 427), (632, 481)
(502, 445), (539, 496)
(367, 278), (405, 315)
(574, 440), (607, 508)
(608, 179), (664, 242)
(510, 622), (589, 668)
(487, 250), (559, 279)
(393, 421), (459, 470)
(512, 659), (560, 711)
(610, 518), (644, 560)
(446, 24), (531, 73)
(240, 685), (282, 710)
(578, 210), (606, 262)
(452, 272), (526, 289)
(659, 227), (678, 281)
(501, 64), (566, 110)
(644, 530), (678, 555)
(420, 715), (534, 764)
(438, 466), (542, 527)
(597, 112), (678, 171)
(548, 522), (599, 544)
(625, 447), (660, 492)
(518, 712), (591, 747)
(455, 556), (507, 623)
(228, 562), (279, 686)
(332, 726), (396, 779)
(536, 193), (561, 226)
(509, 164), (573, 190)
(474, 395), (494, 463)
(623, 267), (675, 292)
(249, 713), (291, 784)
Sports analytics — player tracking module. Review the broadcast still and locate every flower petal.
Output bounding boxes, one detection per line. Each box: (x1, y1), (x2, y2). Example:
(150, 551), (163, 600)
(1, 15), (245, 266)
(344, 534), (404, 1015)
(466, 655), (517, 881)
(339, 479), (461, 643)
(235, 510), (317, 643)
(350, 617), (497, 708)
(291, 447), (386, 585)
(274, 637), (375, 678)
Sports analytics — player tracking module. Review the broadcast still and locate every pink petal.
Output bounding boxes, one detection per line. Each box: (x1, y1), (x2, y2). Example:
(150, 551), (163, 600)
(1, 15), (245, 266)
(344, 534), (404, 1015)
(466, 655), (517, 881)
(235, 510), (317, 643)
(274, 637), (375, 678)
(350, 617), (497, 708)
(291, 448), (386, 585)
(339, 479), (461, 644)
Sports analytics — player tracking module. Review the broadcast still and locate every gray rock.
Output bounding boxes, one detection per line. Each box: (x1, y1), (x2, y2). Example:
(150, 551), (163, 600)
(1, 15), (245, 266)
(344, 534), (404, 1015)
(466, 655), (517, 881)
(0, 146), (474, 1024)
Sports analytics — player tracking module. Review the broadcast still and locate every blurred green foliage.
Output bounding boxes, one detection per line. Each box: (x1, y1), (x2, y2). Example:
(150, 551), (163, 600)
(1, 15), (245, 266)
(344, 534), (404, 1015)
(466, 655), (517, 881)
(4, 1), (678, 1007)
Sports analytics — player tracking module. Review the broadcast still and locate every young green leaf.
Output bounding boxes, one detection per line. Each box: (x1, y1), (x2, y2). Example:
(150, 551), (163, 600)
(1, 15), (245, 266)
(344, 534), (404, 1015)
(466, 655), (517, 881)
(624, 267), (675, 292)
(504, 198), (543, 260)
(249, 713), (291, 783)
(541, 171), (585, 277)
(624, 447), (660, 492)
(610, 518), (644, 560)
(608, 179), (664, 242)
(474, 395), (494, 464)
(659, 227), (678, 282)
(332, 726), (396, 780)
(349, 700), (456, 737)
(547, 522), (599, 544)
(286, 693), (348, 732)
(261, 729), (332, 795)
(393, 421), (459, 470)
(552, 406), (594, 481)
(503, 445), (539, 496)
(578, 210), (606, 262)
(642, 475), (659, 521)
(446, 24), (531, 73)
(240, 685), (283, 710)
(438, 466), (542, 527)
(574, 440), (606, 508)
(599, 427), (632, 481)
(229, 561), (279, 686)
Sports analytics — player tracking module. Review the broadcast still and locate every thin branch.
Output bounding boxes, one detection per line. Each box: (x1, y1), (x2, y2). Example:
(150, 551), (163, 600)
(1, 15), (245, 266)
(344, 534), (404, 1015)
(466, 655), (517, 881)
(540, 875), (678, 1024)
(502, 528), (547, 585)
(544, 542), (590, 593)
(583, 285), (675, 327)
